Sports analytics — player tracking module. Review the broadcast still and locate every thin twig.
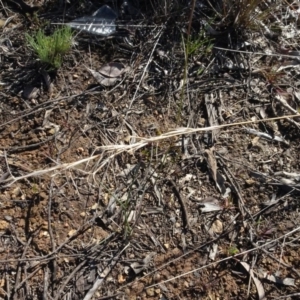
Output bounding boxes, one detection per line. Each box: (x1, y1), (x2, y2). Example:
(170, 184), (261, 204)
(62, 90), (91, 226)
(213, 46), (300, 59)
(126, 25), (165, 114)
(83, 243), (130, 300)
(117, 225), (300, 292)
(43, 267), (49, 300)
(187, 0), (196, 37)
(6, 270), (10, 300)
(145, 225), (300, 289)
(273, 293), (300, 299)
(53, 260), (86, 300)
(48, 179), (57, 294)
(15, 265), (44, 291)
(251, 242), (300, 278)
(0, 254), (84, 264)
(12, 236), (33, 300)
(0, 87), (101, 130)
(0, 136), (55, 153)
(218, 155), (253, 219)
(165, 179), (190, 231)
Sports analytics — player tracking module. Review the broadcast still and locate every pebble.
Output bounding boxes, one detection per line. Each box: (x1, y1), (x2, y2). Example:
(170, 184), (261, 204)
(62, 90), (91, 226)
(0, 220), (9, 230)
(4, 216), (12, 221)
(67, 229), (76, 237)
(146, 288), (155, 297)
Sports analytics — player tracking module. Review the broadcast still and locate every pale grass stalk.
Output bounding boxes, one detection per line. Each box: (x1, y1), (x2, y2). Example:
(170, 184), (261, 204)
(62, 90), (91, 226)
(213, 46), (300, 59)
(2, 114), (299, 186)
(126, 26), (164, 114)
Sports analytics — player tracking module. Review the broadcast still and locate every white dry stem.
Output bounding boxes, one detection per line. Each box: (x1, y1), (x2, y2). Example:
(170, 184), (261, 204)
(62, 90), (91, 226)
(126, 25), (165, 115)
(2, 114), (299, 186)
(213, 46), (300, 59)
(274, 94), (299, 115)
(83, 243), (130, 300)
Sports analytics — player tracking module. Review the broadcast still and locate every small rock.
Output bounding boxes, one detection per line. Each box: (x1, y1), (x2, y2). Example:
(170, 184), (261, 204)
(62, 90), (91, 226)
(245, 179), (256, 186)
(146, 287), (155, 297)
(76, 147), (84, 155)
(4, 216), (12, 222)
(47, 128), (56, 135)
(153, 273), (161, 282)
(0, 220), (9, 230)
(11, 187), (20, 197)
(90, 203), (98, 211)
(67, 229), (76, 237)
(39, 231), (49, 238)
(211, 219), (223, 234)
(118, 274), (126, 284)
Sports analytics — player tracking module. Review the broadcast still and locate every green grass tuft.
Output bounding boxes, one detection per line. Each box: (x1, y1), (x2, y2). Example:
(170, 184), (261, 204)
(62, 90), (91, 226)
(26, 26), (73, 70)
(186, 30), (213, 57)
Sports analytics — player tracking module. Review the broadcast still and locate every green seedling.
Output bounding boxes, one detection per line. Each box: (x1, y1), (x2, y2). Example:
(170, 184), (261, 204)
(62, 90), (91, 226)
(186, 31), (213, 57)
(31, 184), (39, 194)
(177, 31), (213, 124)
(228, 246), (239, 255)
(26, 26), (73, 70)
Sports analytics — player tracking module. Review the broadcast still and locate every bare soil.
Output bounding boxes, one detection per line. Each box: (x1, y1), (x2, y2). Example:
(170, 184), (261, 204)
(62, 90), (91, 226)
(1, 0), (300, 299)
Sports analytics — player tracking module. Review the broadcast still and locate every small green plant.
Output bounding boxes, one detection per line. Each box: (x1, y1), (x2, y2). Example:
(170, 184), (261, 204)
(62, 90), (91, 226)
(186, 31), (213, 57)
(177, 31), (213, 124)
(31, 184), (39, 194)
(26, 26), (73, 70)
(228, 245), (239, 255)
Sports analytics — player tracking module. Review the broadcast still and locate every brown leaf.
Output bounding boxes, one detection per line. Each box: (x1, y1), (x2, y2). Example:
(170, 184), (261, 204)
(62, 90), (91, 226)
(130, 252), (156, 274)
(199, 197), (223, 213)
(205, 148), (217, 183)
(87, 68), (118, 87)
(88, 68), (117, 87)
(0, 19), (5, 28)
(205, 93), (219, 142)
(22, 85), (39, 99)
(41, 70), (53, 95)
(98, 62), (125, 78)
(204, 148), (225, 194)
(263, 272), (295, 286)
(240, 262), (265, 300)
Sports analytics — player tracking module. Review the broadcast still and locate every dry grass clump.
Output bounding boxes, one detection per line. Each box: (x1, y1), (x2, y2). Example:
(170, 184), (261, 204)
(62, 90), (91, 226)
(207, 0), (271, 30)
